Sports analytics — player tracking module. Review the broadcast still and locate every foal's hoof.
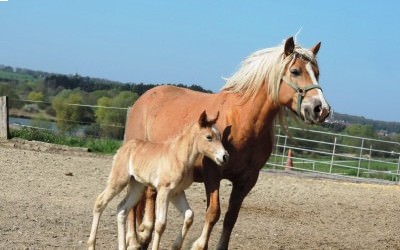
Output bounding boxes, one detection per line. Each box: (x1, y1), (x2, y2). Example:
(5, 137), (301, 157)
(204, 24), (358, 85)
(127, 246), (141, 250)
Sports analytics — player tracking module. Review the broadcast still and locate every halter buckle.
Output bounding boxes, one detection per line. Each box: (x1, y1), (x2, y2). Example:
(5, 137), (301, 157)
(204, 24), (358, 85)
(297, 88), (306, 97)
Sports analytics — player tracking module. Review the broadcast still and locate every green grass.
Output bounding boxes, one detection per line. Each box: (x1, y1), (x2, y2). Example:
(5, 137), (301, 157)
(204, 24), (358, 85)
(10, 127), (121, 154)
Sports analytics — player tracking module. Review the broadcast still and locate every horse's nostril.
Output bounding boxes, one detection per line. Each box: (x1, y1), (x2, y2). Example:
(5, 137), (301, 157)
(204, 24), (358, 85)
(314, 105), (322, 114)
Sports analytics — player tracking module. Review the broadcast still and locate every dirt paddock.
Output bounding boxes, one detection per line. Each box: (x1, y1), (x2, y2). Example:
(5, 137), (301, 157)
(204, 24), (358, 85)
(1, 144), (400, 249)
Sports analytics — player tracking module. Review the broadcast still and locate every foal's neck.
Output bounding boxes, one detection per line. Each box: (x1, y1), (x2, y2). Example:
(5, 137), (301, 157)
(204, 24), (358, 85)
(169, 124), (199, 169)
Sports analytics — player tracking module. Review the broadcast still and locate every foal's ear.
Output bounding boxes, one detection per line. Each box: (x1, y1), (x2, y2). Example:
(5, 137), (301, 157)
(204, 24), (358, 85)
(198, 110), (219, 127)
(208, 111), (219, 125)
(284, 37), (295, 56)
(310, 41), (321, 56)
(199, 110), (209, 128)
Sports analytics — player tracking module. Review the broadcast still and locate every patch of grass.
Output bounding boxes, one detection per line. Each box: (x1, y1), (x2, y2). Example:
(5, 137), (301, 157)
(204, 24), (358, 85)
(10, 128), (121, 154)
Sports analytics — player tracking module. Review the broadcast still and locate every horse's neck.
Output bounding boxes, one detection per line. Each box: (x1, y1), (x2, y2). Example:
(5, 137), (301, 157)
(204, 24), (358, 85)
(223, 84), (280, 143)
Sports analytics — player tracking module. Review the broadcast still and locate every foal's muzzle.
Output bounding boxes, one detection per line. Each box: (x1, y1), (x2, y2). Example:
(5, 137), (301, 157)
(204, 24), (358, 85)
(216, 151), (230, 166)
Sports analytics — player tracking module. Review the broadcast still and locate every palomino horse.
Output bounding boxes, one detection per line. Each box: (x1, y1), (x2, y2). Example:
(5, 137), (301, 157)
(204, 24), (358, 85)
(87, 111), (229, 250)
(124, 37), (331, 250)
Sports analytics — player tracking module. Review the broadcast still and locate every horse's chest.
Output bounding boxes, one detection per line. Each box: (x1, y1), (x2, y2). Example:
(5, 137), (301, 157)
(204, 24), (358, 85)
(223, 138), (272, 178)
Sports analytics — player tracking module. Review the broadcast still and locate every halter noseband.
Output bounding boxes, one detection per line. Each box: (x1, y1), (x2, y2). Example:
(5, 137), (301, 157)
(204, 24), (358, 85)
(282, 77), (322, 118)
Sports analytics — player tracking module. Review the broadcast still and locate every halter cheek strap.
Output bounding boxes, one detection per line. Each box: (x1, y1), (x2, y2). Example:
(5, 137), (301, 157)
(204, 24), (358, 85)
(282, 77), (322, 118)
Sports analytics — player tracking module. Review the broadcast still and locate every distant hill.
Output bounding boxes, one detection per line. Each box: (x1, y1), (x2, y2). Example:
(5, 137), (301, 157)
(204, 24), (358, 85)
(331, 112), (400, 134)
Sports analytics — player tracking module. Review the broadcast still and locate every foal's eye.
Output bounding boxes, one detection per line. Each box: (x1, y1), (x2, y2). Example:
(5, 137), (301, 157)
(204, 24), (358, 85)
(290, 68), (301, 76)
(206, 135), (213, 141)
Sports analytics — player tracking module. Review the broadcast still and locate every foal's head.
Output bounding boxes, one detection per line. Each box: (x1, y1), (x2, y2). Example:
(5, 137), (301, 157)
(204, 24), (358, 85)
(194, 111), (229, 166)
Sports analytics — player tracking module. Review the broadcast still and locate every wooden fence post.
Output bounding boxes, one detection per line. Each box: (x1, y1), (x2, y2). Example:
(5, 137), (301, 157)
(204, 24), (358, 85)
(0, 96), (9, 140)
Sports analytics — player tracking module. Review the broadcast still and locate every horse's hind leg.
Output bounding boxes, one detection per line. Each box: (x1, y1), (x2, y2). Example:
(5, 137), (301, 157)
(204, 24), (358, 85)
(171, 191), (194, 250)
(117, 179), (146, 250)
(135, 187), (156, 247)
(87, 177), (129, 250)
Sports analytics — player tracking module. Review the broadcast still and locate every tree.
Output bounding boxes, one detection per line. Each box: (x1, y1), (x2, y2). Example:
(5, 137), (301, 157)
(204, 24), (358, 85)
(345, 124), (376, 138)
(27, 91), (44, 102)
(52, 89), (84, 134)
(95, 91), (138, 139)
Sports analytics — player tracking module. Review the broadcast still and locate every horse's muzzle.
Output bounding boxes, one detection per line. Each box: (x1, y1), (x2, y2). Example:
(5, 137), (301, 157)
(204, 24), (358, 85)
(303, 99), (330, 124)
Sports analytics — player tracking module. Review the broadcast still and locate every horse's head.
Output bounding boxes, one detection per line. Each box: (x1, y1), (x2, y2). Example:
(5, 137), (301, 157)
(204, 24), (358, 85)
(196, 110), (229, 166)
(278, 37), (330, 124)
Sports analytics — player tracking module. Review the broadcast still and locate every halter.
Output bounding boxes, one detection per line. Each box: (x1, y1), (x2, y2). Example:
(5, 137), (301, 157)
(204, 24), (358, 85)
(282, 77), (322, 118)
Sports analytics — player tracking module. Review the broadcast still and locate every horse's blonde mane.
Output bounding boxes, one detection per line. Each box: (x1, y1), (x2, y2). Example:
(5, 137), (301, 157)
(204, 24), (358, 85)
(221, 40), (316, 102)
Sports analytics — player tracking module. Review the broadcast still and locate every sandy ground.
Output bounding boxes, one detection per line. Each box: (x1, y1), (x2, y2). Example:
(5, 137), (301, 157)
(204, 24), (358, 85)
(1, 144), (400, 250)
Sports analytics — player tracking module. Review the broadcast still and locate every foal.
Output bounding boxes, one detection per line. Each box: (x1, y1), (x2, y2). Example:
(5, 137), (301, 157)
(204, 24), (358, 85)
(87, 111), (229, 250)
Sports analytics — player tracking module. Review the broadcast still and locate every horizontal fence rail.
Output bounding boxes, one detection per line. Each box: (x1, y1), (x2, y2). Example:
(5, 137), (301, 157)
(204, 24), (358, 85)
(266, 126), (400, 183)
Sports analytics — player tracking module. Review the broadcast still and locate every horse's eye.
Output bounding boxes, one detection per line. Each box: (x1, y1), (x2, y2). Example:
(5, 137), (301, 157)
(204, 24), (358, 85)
(290, 68), (300, 76)
(206, 135), (213, 141)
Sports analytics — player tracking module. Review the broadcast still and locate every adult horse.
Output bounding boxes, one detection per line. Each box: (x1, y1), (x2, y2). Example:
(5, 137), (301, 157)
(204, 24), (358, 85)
(124, 37), (330, 250)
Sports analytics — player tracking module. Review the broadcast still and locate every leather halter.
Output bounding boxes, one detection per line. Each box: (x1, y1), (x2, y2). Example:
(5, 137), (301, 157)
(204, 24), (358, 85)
(282, 77), (322, 118)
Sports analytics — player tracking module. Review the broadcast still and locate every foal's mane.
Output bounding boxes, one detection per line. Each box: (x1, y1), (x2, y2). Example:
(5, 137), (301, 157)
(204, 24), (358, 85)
(221, 39), (317, 102)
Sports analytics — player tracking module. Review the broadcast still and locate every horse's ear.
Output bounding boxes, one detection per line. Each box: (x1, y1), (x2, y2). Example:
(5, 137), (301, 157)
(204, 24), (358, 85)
(284, 37), (295, 56)
(310, 41), (321, 56)
(199, 110), (208, 128)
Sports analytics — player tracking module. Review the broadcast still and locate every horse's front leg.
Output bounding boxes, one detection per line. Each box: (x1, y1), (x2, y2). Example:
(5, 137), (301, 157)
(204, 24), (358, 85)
(216, 172), (259, 250)
(191, 164), (221, 250)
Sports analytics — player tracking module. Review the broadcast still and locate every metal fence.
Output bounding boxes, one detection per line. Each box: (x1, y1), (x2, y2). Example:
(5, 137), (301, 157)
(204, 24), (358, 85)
(266, 126), (400, 183)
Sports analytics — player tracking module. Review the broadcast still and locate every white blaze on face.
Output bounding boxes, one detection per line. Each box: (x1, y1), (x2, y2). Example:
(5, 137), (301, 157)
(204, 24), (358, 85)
(212, 125), (221, 141)
(211, 125), (226, 164)
(305, 62), (329, 109)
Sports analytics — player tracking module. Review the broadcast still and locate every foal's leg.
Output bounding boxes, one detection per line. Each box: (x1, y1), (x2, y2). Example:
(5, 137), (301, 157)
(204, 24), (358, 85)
(216, 172), (259, 250)
(171, 191), (194, 250)
(151, 187), (170, 250)
(88, 175), (130, 250)
(117, 179), (146, 250)
(191, 164), (221, 250)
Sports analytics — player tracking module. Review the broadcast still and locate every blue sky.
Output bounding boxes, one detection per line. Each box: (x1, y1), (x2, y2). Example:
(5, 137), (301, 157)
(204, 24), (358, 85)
(1, 1), (399, 122)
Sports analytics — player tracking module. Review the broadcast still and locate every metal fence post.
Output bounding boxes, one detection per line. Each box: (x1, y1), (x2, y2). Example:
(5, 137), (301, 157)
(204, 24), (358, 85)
(357, 138), (365, 177)
(329, 137), (337, 173)
(273, 127), (281, 168)
(281, 135), (288, 166)
(0, 96), (9, 140)
(397, 155), (400, 183)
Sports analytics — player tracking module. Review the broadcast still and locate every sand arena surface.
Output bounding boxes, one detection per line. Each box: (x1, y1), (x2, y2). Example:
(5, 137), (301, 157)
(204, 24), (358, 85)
(1, 145), (400, 249)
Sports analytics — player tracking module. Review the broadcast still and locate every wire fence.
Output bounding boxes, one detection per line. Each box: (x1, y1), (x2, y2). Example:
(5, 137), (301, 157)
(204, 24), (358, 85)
(8, 99), (128, 140)
(6, 98), (400, 182)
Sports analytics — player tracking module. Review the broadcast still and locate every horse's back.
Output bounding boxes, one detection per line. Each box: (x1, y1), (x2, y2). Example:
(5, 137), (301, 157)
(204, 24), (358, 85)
(125, 85), (215, 143)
